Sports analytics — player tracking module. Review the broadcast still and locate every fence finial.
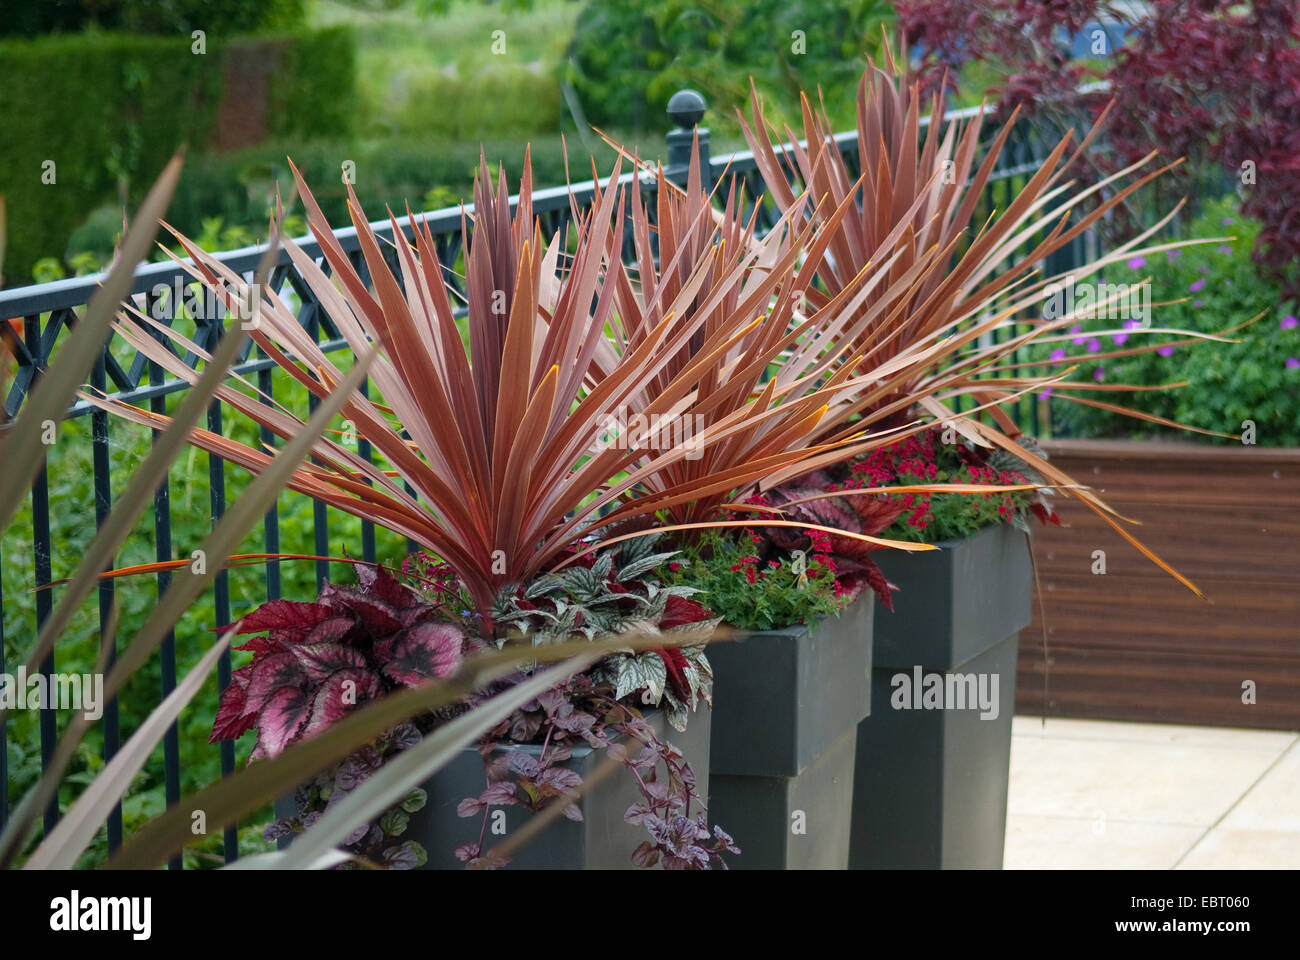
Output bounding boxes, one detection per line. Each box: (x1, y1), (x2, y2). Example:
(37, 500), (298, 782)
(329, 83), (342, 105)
(666, 90), (711, 191)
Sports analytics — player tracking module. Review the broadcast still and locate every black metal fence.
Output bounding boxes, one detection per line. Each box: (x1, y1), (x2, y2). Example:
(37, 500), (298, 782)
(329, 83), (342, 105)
(0, 93), (1079, 866)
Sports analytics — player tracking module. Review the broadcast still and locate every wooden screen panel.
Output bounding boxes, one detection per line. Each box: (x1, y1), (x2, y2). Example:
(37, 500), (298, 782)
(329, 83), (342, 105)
(1015, 440), (1300, 730)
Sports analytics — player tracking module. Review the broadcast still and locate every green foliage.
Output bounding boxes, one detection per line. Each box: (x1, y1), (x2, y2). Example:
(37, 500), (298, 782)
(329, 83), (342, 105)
(2, 369), (408, 865)
(0, 27), (355, 283)
(492, 536), (705, 643)
(0, 0), (307, 37)
(318, 0), (576, 141)
(0, 33), (219, 285)
(161, 134), (606, 249)
(1042, 197), (1300, 446)
(382, 64), (562, 141)
(266, 26), (358, 142)
(565, 0), (895, 133)
(664, 530), (842, 631)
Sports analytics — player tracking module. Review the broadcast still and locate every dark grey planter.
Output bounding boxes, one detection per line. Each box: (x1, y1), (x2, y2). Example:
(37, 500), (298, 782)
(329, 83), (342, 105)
(706, 593), (873, 868)
(411, 705), (711, 869)
(849, 522), (1032, 869)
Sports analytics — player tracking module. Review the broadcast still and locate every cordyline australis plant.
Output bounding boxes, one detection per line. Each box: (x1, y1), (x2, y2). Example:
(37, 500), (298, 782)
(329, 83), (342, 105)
(0, 157), (558, 872)
(593, 146), (921, 530)
(78, 142), (938, 871)
(736, 35), (1247, 593)
(588, 134), (1064, 552)
(84, 146), (937, 623)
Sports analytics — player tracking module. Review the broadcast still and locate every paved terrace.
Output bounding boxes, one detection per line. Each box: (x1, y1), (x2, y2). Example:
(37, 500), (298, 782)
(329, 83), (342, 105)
(1006, 716), (1299, 869)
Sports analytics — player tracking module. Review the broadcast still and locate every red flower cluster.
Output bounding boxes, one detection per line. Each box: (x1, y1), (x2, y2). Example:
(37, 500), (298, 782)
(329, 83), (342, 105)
(728, 550), (762, 585)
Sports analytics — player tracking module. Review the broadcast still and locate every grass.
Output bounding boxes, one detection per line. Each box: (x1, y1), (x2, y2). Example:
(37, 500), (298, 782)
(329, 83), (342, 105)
(313, 0), (582, 140)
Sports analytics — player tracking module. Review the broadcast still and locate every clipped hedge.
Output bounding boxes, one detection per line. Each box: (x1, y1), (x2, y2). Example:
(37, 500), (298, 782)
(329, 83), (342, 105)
(266, 25), (357, 143)
(0, 26), (355, 285)
(0, 0), (306, 38)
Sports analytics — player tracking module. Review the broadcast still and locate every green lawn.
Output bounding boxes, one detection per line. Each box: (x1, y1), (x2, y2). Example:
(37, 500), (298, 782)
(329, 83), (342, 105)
(313, 0), (581, 140)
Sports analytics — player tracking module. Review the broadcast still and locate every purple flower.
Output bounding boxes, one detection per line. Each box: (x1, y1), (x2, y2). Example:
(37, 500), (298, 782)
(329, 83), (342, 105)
(1222, 217), (1235, 226)
(1157, 345), (1175, 357)
(1198, 266), (1211, 274)
(1218, 246), (1232, 255)
(1166, 249), (1181, 259)
(1086, 337), (1101, 353)
(1281, 315), (1298, 331)
(1189, 280), (1206, 292)
(1113, 319), (1142, 346)
(1194, 300), (1204, 307)
(1049, 348), (1067, 364)
(1288, 358), (1300, 371)
(1038, 388), (1054, 397)
(1093, 367), (1105, 382)
(1127, 256), (1147, 269)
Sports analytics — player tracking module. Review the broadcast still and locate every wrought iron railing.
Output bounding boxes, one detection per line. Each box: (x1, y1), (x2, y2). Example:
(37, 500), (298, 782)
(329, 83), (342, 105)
(0, 92), (1079, 866)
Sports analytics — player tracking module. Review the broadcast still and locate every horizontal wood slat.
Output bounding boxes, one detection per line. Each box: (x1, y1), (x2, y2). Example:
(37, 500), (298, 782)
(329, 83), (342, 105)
(1025, 575), (1300, 657)
(1017, 643), (1300, 730)
(1016, 440), (1300, 731)
(1039, 439), (1300, 508)
(1034, 507), (1300, 584)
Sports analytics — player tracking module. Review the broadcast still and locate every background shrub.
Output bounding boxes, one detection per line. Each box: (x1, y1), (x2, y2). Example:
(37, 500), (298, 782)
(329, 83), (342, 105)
(157, 134), (606, 253)
(1044, 197), (1300, 447)
(566, 0), (894, 134)
(2, 364), (409, 866)
(0, 27), (355, 284)
(0, 0), (307, 38)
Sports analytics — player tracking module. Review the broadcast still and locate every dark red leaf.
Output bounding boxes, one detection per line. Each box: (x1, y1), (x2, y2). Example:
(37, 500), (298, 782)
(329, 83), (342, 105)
(210, 671), (254, 743)
(255, 685), (313, 757)
(660, 594), (714, 630)
(244, 652), (306, 713)
(377, 620), (464, 686)
(631, 840), (660, 868)
(290, 641), (369, 683)
(236, 600), (334, 635)
(301, 669), (381, 737)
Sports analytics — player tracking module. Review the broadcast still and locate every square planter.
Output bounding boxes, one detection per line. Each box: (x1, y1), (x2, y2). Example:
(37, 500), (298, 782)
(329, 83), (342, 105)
(705, 593), (873, 868)
(410, 704), (711, 869)
(850, 522), (1031, 869)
